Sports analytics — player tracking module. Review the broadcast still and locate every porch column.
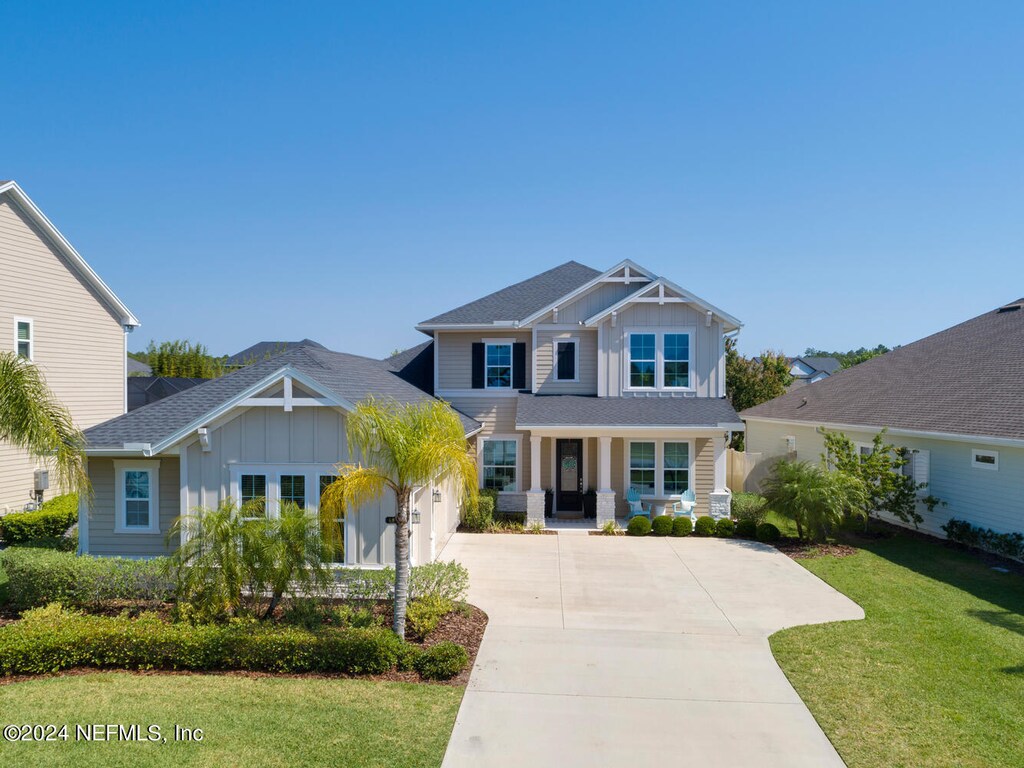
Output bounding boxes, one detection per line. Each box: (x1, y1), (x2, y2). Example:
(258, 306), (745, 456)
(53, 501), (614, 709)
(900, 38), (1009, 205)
(596, 436), (616, 526)
(709, 435), (732, 519)
(526, 434), (545, 526)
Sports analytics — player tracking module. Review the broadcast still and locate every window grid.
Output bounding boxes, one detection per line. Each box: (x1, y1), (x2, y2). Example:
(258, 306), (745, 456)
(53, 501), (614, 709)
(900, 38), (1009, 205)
(124, 470), (151, 528)
(663, 334), (690, 388)
(240, 474), (268, 518)
(629, 442), (656, 495)
(280, 475), (307, 509)
(486, 343), (512, 389)
(629, 334), (656, 388)
(663, 442), (690, 494)
(482, 439), (517, 491)
(16, 320), (32, 360)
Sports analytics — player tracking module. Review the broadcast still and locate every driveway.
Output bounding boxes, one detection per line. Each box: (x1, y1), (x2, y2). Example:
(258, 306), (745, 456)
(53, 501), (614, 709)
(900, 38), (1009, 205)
(438, 532), (863, 768)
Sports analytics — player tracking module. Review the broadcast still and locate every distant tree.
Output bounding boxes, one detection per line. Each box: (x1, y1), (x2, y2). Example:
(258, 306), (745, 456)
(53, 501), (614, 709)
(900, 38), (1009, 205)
(389, 348), (405, 358)
(127, 350), (149, 365)
(725, 339), (792, 449)
(804, 345), (893, 369)
(145, 340), (225, 378)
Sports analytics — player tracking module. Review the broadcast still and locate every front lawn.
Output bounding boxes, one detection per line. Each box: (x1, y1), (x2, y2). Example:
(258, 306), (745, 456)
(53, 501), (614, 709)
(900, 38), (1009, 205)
(0, 672), (461, 768)
(771, 533), (1024, 768)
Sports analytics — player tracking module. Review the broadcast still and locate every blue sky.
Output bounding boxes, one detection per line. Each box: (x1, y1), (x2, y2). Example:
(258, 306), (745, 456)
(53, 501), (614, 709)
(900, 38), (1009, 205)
(3, 2), (1022, 358)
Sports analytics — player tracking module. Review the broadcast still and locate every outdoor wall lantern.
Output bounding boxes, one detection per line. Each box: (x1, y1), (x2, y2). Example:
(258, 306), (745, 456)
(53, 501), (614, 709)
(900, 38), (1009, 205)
(432, 489), (442, 503)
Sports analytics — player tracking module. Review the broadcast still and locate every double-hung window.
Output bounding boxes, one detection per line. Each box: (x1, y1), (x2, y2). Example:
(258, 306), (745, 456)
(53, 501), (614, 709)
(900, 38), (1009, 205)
(629, 334), (656, 388)
(240, 473), (268, 519)
(279, 474), (307, 510)
(482, 439), (518, 491)
(628, 441), (692, 497)
(486, 343), (512, 389)
(663, 442), (690, 494)
(626, 330), (692, 390)
(555, 339), (577, 381)
(319, 474), (344, 563)
(663, 334), (690, 388)
(114, 461), (160, 533)
(14, 319), (32, 360)
(628, 442), (656, 495)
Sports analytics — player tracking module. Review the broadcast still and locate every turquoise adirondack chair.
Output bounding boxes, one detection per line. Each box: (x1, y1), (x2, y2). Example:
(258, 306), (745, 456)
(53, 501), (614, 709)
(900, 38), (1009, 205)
(626, 487), (649, 519)
(670, 489), (697, 523)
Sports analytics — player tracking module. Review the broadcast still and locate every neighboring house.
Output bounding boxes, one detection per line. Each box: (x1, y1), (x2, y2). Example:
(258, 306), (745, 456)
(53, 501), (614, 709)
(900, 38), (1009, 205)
(742, 299), (1024, 540)
(81, 347), (478, 563)
(0, 181), (139, 513)
(786, 356), (840, 389)
(127, 356), (152, 376)
(224, 339), (325, 368)
(127, 376), (205, 411)
(416, 259), (744, 524)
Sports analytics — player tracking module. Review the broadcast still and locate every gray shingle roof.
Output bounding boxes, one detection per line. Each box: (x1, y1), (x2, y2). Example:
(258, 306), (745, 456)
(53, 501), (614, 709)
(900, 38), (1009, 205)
(127, 357), (152, 375)
(86, 346), (480, 449)
(384, 341), (434, 395)
(419, 261), (601, 325)
(225, 339), (325, 366)
(741, 300), (1024, 441)
(516, 394), (743, 428)
(795, 356), (841, 376)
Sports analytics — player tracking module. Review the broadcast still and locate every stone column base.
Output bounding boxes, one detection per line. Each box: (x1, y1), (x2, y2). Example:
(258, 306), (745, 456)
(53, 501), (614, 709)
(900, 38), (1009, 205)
(596, 491), (616, 526)
(525, 491), (546, 526)
(709, 490), (732, 520)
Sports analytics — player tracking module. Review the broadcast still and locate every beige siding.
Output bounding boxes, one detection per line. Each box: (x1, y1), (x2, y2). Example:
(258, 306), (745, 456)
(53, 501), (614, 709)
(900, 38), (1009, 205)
(86, 457), (180, 557)
(436, 331), (532, 390)
(534, 329), (598, 395)
(0, 193), (127, 511)
(693, 437), (713, 516)
(446, 396), (529, 511)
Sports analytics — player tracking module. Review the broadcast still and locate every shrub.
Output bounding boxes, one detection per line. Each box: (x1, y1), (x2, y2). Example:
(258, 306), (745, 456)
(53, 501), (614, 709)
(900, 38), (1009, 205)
(627, 517), (651, 536)
(409, 561), (469, 603)
(715, 518), (735, 538)
(671, 517), (692, 537)
(462, 494), (494, 531)
(397, 643), (423, 671)
(600, 520), (624, 536)
(0, 493), (78, 545)
(495, 512), (527, 526)
(414, 641), (469, 680)
(731, 493), (768, 525)
(0, 604), (406, 676)
(694, 516), (716, 537)
(942, 518), (1024, 560)
(0, 548), (173, 611)
(756, 522), (782, 542)
(651, 515), (674, 536)
(407, 595), (454, 639)
(735, 518), (757, 539)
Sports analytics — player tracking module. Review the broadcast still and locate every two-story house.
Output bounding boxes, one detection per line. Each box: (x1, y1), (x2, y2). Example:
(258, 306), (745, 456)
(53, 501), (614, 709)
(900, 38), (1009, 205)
(79, 260), (742, 562)
(417, 260), (744, 525)
(0, 181), (139, 513)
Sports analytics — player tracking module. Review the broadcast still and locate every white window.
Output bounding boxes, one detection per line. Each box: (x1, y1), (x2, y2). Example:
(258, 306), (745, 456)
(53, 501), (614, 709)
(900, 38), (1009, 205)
(625, 329), (694, 391)
(627, 440), (694, 497)
(554, 339), (578, 382)
(319, 474), (344, 564)
(485, 343), (513, 389)
(240, 473), (268, 519)
(972, 449), (999, 471)
(481, 438), (519, 491)
(113, 460), (161, 534)
(14, 318), (33, 360)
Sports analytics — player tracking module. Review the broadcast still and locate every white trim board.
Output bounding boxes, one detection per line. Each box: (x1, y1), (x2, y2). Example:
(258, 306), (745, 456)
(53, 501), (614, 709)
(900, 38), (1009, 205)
(741, 415), (1024, 449)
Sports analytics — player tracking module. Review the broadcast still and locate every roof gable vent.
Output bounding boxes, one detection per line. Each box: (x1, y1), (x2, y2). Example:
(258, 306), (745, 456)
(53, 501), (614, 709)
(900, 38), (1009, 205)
(997, 299), (1023, 313)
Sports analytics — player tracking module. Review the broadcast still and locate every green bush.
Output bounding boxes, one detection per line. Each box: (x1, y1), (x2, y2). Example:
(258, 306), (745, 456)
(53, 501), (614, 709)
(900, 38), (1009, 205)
(715, 518), (735, 538)
(627, 517), (652, 536)
(0, 548), (172, 611)
(694, 516), (716, 537)
(671, 517), (693, 537)
(407, 595), (453, 639)
(731, 492), (768, 525)
(462, 494), (495, 531)
(0, 494), (78, 545)
(414, 640), (469, 680)
(756, 522), (782, 542)
(735, 518), (758, 539)
(495, 512), (527, 526)
(334, 562), (469, 604)
(0, 563), (8, 606)
(942, 518), (1024, 559)
(0, 604), (406, 676)
(397, 643), (423, 671)
(651, 515), (674, 536)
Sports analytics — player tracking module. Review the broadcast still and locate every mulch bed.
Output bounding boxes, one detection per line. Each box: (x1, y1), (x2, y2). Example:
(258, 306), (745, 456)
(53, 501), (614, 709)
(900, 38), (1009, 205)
(457, 526), (556, 535)
(773, 540), (859, 560)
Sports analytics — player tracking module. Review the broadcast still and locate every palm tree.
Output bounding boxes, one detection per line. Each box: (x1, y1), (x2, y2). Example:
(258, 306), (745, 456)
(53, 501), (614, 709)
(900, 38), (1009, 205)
(0, 351), (88, 498)
(762, 459), (867, 542)
(321, 397), (477, 637)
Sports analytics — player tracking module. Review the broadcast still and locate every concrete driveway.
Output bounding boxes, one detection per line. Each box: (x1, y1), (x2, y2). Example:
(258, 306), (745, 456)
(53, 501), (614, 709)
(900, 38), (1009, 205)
(439, 532), (863, 768)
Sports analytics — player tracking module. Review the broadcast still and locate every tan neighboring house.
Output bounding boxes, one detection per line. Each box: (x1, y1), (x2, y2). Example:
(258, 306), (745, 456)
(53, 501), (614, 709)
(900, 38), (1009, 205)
(0, 181), (139, 513)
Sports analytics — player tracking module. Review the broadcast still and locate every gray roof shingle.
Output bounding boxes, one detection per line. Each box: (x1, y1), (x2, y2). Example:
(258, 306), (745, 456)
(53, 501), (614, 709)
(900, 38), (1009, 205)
(225, 339), (325, 366)
(741, 300), (1024, 440)
(516, 394), (743, 428)
(86, 346), (480, 449)
(419, 261), (601, 325)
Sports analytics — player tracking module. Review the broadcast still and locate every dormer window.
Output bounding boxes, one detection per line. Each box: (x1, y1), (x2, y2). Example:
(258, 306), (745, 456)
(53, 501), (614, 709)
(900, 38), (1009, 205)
(486, 343), (512, 388)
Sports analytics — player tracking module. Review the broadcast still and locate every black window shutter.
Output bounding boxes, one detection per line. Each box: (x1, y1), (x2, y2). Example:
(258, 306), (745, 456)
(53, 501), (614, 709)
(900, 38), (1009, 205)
(557, 342), (576, 380)
(512, 343), (527, 389)
(471, 343), (485, 389)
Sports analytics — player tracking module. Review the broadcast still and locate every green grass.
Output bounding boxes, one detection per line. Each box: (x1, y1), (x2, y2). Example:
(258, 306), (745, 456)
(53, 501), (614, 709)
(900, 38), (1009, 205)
(771, 533), (1024, 768)
(0, 673), (462, 767)
(762, 508), (799, 538)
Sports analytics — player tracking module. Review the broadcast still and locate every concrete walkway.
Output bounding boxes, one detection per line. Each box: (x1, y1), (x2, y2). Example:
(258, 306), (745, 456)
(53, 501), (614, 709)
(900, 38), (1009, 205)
(439, 533), (863, 768)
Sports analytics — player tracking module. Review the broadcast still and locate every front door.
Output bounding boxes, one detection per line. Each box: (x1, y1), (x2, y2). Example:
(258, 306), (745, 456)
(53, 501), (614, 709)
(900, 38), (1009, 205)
(556, 439), (584, 513)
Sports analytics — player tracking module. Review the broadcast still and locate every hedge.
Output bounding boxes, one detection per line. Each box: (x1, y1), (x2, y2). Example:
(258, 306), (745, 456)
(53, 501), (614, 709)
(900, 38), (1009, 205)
(942, 518), (1024, 560)
(694, 516), (716, 537)
(756, 522), (781, 542)
(714, 518), (735, 538)
(415, 641), (469, 680)
(651, 515), (674, 537)
(0, 548), (173, 610)
(0, 604), (408, 676)
(671, 517), (692, 537)
(0, 494), (78, 545)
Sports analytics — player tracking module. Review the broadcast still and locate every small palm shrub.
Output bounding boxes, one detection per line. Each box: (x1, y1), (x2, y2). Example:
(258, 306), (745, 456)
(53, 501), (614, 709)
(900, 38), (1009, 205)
(671, 517), (692, 537)
(735, 518), (757, 539)
(761, 459), (868, 542)
(627, 517), (652, 536)
(600, 520), (624, 536)
(756, 522), (781, 542)
(652, 515), (674, 536)
(694, 516), (716, 537)
(715, 518), (735, 538)
(414, 641), (469, 680)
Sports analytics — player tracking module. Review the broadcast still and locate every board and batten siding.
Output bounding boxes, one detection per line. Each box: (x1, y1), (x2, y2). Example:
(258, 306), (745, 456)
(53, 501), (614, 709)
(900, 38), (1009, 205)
(534, 329), (598, 395)
(598, 303), (724, 398)
(0, 193), (127, 511)
(547, 281), (638, 325)
(435, 331), (532, 391)
(86, 457), (180, 557)
(744, 419), (1024, 539)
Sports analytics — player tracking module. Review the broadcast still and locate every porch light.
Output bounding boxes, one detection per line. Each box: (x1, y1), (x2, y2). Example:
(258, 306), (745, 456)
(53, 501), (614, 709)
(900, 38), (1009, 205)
(412, 510), (421, 524)
(432, 489), (442, 503)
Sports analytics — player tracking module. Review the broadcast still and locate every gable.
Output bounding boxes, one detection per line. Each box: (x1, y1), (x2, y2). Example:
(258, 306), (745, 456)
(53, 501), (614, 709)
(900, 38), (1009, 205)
(790, 360), (816, 377)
